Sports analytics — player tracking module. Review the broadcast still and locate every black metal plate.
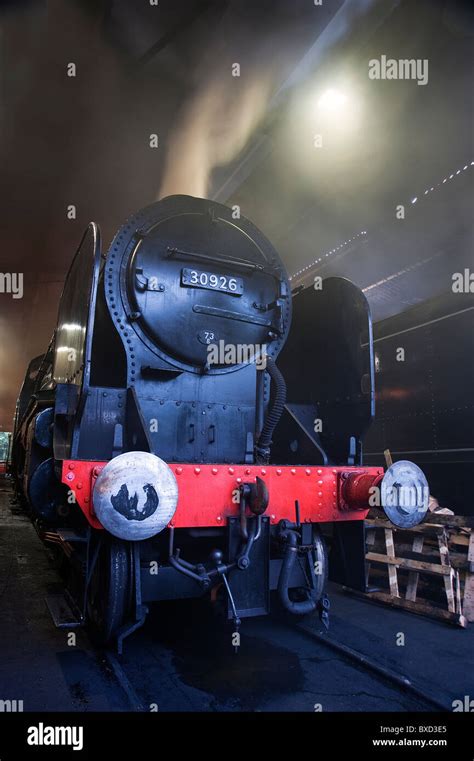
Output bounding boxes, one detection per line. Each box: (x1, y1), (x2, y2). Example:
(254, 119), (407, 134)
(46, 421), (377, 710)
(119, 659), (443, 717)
(227, 516), (270, 618)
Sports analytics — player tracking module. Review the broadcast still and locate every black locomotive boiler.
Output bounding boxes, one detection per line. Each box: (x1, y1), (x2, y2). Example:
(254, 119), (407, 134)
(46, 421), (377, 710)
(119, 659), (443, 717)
(11, 195), (429, 648)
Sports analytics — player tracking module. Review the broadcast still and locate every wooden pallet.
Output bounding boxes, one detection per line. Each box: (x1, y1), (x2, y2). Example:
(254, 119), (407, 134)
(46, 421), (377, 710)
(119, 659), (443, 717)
(363, 515), (473, 627)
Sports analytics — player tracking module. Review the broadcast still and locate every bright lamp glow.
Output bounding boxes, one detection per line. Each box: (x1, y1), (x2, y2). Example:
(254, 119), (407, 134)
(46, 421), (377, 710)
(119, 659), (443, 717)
(317, 88), (348, 112)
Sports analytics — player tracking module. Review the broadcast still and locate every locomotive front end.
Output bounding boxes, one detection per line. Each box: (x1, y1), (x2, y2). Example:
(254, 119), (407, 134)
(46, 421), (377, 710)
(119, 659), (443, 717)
(12, 194), (431, 648)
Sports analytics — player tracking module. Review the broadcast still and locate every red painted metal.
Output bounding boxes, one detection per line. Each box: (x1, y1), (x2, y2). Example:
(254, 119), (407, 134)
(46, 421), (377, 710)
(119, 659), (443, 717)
(62, 461), (104, 529)
(340, 470), (384, 511)
(62, 460), (384, 531)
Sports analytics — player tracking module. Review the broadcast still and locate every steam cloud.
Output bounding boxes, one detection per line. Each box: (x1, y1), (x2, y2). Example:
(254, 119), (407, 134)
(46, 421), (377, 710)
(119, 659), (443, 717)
(157, 3), (299, 200)
(158, 70), (274, 200)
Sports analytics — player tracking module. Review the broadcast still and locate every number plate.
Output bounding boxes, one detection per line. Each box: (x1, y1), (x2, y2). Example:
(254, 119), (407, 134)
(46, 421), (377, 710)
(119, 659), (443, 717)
(181, 268), (243, 295)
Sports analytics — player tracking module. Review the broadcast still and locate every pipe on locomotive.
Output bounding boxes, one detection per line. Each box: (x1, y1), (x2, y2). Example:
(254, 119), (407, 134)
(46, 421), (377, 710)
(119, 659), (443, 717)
(278, 527), (317, 616)
(255, 356), (287, 464)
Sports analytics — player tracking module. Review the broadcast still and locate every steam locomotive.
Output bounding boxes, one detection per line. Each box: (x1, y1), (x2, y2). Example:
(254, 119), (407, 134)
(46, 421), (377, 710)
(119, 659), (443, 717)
(11, 195), (429, 649)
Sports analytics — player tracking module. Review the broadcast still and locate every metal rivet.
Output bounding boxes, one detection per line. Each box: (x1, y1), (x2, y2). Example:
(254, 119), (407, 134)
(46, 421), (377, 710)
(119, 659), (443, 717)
(305, 469), (311, 475)
(276, 469), (282, 476)
(245, 468), (251, 475)
(261, 469), (266, 476)
(317, 469), (322, 475)
(318, 479), (323, 485)
(217, 516), (222, 522)
(68, 463), (75, 470)
(66, 473), (74, 481)
(228, 467), (234, 475)
(318, 492), (323, 498)
(77, 483), (82, 490)
(194, 467), (201, 474)
(212, 467), (218, 475)
(236, 477), (242, 483)
(175, 467), (183, 475)
(290, 468), (296, 475)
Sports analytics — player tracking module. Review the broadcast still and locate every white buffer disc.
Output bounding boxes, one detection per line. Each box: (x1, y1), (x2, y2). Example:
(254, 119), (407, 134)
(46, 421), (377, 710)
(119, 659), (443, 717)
(93, 452), (178, 540)
(380, 460), (429, 528)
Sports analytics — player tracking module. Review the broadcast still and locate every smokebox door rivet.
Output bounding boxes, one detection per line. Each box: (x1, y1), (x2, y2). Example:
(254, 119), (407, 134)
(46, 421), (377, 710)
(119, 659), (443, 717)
(317, 469), (322, 475)
(228, 467), (234, 475)
(212, 467), (218, 474)
(305, 469), (311, 475)
(68, 463), (75, 470)
(194, 467), (201, 474)
(217, 516), (222, 522)
(276, 469), (282, 476)
(291, 468), (296, 475)
(261, 469), (266, 475)
(175, 467), (183, 475)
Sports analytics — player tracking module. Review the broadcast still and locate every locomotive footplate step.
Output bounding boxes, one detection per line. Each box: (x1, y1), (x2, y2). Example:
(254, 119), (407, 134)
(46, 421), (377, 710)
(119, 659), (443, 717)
(55, 528), (87, 543)
(227, 516), (270, 618)
(45, 591), (83, 629)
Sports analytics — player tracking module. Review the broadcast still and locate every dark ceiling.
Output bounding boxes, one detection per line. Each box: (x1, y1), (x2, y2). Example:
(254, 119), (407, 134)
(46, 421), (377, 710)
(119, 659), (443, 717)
(0, 0), (472, 428)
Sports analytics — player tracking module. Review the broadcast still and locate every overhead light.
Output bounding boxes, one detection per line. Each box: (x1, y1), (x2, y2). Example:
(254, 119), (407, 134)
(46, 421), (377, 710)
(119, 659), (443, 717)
(317, 88), (348, 112)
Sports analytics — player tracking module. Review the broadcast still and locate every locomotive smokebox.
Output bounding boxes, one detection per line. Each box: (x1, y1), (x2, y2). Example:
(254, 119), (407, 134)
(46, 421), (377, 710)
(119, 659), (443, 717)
(93, 452), (178, 540)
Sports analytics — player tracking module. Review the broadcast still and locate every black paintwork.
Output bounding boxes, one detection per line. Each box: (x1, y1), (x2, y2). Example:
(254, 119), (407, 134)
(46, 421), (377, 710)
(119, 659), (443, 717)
(364, 290), (474, 515)
(11, 195), (376, 625)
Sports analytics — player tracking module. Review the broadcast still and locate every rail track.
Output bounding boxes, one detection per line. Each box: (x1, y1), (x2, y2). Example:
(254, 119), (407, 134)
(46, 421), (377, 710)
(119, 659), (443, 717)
(0, 481), (463, 714)
(96, 603), (452, 713)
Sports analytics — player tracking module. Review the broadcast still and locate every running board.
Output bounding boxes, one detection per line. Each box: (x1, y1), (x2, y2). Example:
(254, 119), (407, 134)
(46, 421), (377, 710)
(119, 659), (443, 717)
(45, 591), (83, 629)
